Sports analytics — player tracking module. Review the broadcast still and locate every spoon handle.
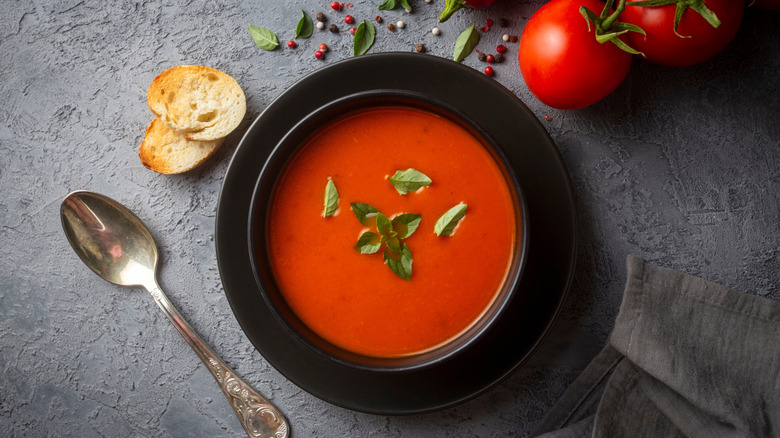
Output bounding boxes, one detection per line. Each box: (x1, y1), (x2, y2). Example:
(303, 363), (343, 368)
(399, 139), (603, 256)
(147, 284), (289, 438)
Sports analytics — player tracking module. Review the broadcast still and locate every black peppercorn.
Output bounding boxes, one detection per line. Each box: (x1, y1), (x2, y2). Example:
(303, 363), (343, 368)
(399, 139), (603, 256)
(416, 43), (426, 53)
(316, 12), (326, 22)
(329, 24), (338, 33)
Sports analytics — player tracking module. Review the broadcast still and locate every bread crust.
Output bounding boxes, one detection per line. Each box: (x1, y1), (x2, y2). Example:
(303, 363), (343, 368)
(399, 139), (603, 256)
(147, 65), (246, 141)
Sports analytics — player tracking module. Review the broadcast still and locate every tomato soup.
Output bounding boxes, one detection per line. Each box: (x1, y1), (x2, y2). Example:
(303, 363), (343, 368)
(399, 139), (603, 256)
(266, 106), (518, 358)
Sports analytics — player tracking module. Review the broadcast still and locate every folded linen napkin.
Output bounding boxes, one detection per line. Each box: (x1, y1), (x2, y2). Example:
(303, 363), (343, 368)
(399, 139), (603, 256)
(532, 255), (780, 438)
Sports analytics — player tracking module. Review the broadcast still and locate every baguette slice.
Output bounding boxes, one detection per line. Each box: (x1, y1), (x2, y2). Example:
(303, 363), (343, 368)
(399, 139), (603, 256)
(147, 65), (246, 141)
(139, 118), (223, 174)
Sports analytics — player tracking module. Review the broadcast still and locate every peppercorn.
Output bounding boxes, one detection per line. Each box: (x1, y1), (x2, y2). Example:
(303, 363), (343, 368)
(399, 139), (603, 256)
(477, 51), (486, 62)
(416, 43), (426, 53)
(494, 52), (503, 63)
(498, 18), (509, 28)
(387, 23), (396, 32)
(316, 12), (326, 22)
(329, 24), (339, 33)
(375, 16), (383, 23)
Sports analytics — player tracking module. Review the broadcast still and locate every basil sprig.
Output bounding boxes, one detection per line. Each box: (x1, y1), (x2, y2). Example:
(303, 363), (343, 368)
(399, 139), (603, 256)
(453, 23), (480, 62)
(378, 0), (412, 11)
(435, 203), (467, 236)
(295, 10), (314, 39)
(351, 203), (420, 281)
(248, 26), (279, 51)
(388, 168), (432, 195)
(323, 179), (339, 217)
(354, 21), (376, 56)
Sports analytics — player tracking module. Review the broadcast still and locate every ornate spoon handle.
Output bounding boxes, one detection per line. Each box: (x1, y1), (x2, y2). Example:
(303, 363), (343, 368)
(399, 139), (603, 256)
(148, 284), (289, 438)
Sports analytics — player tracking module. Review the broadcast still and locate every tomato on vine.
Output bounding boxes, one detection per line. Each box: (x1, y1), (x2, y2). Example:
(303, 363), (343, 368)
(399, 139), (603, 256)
(518, 0), (643, 109)
(621, 0), (745, 67)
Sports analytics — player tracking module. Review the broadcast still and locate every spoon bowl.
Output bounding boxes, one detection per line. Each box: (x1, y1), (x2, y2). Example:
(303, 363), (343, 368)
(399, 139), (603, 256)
(61, 190), (288, 438)
(61, 191), (158, 288)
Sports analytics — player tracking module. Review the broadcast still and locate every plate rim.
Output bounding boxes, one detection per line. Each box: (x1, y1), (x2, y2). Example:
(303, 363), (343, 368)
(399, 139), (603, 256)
(216, 52), (577, 415)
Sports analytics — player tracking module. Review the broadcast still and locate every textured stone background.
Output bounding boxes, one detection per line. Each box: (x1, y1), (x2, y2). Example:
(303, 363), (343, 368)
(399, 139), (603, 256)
(1, 1), (778, 437)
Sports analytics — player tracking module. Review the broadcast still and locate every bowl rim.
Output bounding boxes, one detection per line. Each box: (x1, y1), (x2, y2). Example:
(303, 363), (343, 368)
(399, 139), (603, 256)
(247, 89), (530, 372)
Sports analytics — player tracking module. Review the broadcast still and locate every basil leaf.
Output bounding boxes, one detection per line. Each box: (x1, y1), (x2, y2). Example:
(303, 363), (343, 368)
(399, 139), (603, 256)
(323, 179), (339, 217)
(388, 168), (432, 195)
(391, 213), (422, 239)
(400, 0), (412, 11)
(354, 21), (376, 56)
(453, 23), (480, 62)
(378, 0), (397, 10)
(350, 202), (380, 225)
(355, 231), (381, 254)
(435, 203), (467, 236)
(376, 212), (392, 237)
(295, 10), (313, 39)
(249, 25), (279, 51)
(384, 243), (413, 281)
(385, 235), (402, 253)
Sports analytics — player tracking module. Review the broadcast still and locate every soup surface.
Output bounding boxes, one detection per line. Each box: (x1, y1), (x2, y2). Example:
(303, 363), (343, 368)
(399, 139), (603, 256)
(267, 106), (517, 358)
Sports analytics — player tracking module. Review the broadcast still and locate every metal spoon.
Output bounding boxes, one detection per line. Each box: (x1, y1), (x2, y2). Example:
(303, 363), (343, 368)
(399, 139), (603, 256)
(60, 190), (288, 438)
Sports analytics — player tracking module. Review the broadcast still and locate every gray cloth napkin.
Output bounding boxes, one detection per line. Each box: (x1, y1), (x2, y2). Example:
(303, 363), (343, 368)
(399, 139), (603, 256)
(532, 255), (780, 438)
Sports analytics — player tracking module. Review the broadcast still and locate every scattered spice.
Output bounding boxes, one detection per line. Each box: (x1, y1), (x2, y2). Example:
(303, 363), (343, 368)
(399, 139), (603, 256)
(510, 35), (518, 43)
(330, 1), (343, 11)
(480, 18), (494, 32)
(316, 12), (326, 22)
(484, 66), (494, 76)
(315, 50), (325, 59)
(416, 43), (426, 53)
(476, 50), (486, 62)
(319, 43), (329, 51)
(396, 21), (405, 29)
(496, 44), (507, 53)
(498, 18), (509, 28)
(287, 40), (297, 48)
(432, 27), (441, 36)
(544, 115), (553, 121)
(502, 34), (509, 42)
(375, 16), (383, 23)
(345, 15), (354, 24)
(350, 26), (357, 35)
(316, 21), (325, 30)
(387, 23), (396, 32)
(329, 23), (339, 33)
(494, 52), (503, 63)
(485, 53), (495, 63)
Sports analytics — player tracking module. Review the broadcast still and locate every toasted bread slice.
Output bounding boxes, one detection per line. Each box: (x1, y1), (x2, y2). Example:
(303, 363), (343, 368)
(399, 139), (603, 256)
(147, 65), (246, 141)
(139, 118), (223, 174)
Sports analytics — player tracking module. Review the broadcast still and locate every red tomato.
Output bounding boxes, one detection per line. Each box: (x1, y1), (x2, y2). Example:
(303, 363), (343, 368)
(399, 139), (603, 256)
(518, 0), (632, 110)
(621, 0), (745, 67)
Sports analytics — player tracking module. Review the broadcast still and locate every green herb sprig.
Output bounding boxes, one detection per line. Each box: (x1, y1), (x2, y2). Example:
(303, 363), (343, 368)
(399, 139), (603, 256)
(351, 203), (421, 280)
(248, 26), (279, 51)
(354, 21), (376, 56)
(453, 23), (480, 62)
(295, 10), (314, 39)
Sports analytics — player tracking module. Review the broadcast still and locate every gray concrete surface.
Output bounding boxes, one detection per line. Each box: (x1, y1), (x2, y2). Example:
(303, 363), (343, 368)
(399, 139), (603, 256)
(1, 1), (778, 437)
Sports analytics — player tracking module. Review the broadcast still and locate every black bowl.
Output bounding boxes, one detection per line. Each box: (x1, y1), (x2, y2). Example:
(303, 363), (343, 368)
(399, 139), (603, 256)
(247, 90), (530, 371)
(216, 52), (576, 414)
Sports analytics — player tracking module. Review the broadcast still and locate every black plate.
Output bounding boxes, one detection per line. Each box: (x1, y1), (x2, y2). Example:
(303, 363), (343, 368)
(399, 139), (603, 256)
(216, 53), (577, 415)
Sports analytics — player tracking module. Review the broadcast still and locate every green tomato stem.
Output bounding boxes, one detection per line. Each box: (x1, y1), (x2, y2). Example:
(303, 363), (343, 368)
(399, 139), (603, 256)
(602, 0), (627, 30)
